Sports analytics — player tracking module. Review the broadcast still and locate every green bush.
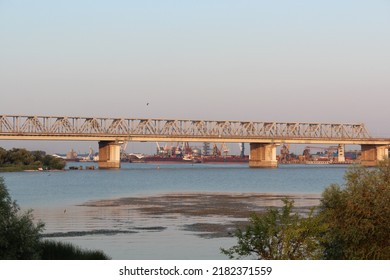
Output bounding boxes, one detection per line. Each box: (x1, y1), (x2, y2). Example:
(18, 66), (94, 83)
(223, 160), (390, 260)
(221, 198), (326, 260)
(0, 176), (110, 260)
(319, 160), (390, 259)
(0, 177), (44, 259)
(42, 155), (66, 170)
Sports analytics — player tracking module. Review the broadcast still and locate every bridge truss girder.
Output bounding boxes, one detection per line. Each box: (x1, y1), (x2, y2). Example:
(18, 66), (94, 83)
(0, 115), (373, 143)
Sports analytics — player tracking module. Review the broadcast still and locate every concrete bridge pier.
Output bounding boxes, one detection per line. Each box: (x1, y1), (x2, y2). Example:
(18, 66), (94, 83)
(98, 141), (122, 169)
(249, 143), (278, 168)
(337, 144), (345, 162)
(360, 144), (389, 167)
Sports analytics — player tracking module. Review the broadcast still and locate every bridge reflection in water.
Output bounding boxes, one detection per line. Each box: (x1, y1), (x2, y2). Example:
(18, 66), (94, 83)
(0, 115), (389, 168)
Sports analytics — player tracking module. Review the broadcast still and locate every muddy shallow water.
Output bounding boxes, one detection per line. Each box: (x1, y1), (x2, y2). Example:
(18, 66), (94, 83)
(82, 192), (320, 236)
(34, 192), (321, 259)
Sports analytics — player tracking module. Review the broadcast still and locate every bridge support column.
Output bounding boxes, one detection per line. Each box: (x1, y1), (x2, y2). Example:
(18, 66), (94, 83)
(98, 141), (121, 169)
(249, 143), (278, 168)
(360, 145), (389, 167)
(337, 144), (345, 162)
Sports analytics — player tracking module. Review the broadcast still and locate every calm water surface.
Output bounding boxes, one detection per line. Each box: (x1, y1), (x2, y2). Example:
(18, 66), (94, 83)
(2, 163), (349, 259)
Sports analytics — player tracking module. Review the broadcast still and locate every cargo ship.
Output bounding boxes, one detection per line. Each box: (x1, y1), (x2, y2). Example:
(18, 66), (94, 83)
(129, 154), (249, 164)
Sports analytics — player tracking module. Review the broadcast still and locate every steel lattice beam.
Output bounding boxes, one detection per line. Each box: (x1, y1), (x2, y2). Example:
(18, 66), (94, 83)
(1, 114), (388, 145)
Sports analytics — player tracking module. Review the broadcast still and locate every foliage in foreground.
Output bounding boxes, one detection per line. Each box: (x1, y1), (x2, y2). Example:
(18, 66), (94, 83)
(40, 240), (110, 260)
(221, 198), (326, 260)
(0, 176), (109, 260)
(0, 177), (44, 259)
(320, 160), (390, 259)
(223, 159), (390, 260)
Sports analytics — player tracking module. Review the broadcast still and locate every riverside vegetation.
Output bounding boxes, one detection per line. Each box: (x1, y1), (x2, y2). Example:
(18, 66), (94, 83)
(0, 176), (109, 260)
(222, 159), (390, 260)
(0, 147), (66, 172)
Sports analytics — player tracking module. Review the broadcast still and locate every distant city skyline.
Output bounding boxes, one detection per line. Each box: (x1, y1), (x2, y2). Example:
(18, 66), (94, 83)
(1, 1), (389, 154)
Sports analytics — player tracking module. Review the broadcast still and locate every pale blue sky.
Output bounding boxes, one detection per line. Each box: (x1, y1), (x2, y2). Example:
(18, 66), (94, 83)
(1, 0), (389, 153)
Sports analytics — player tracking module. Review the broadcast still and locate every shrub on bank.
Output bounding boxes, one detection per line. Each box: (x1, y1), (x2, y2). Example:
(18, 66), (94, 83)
(0, 176), (110, 260)
(319, 160), (390, 259)
(40, 240), (110, 260)
(223, 159), (390, 260)
(0, 177), (44, 259)
(221, 199), (326, 260)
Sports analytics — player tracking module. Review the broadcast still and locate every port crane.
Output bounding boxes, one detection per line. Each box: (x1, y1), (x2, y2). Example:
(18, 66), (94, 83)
(303, 146), (339, 160)
(221, 143), (229, 157)
(120, 142), (128, 160)
(239, 143), (245, 158)
(156, 142), (170, 157)
(212, 143), (229, 157)
(280, 144), (290, 162)
(156, 142), (193, 157)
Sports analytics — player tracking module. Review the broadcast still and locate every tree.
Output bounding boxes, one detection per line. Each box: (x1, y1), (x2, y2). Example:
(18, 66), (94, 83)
(31, 150), (46, 162)
(319, 160), (390, 259)
(0, 177), (110, 259)
(0, 176), (44, 259)
(0, 147), (6, 164)
(6, 148), (34, 165)
(0, 147), (65, 170)
(42, 155), (66, 170)
(222, 160), (390, 260)
(221, 198), (326, 260)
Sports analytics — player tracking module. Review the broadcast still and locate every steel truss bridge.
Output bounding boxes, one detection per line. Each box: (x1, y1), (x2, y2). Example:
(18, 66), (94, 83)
(1, 115), (389, 168)
(0, 115), (386, 144)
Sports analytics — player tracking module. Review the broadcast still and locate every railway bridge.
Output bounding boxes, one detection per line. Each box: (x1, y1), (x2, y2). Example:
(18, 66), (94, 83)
(1, 115), (389, 169)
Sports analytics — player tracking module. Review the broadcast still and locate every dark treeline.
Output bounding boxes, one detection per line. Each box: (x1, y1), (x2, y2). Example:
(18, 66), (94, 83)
(0, 147), (65, 171)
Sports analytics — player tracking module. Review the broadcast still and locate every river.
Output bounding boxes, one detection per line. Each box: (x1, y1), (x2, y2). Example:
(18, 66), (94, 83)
(1, 162), (348, 259)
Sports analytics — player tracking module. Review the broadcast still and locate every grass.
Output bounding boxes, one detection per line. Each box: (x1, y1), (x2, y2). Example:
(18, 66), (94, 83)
(40, 240), (110, 260)
(0, 164), (41, 172)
